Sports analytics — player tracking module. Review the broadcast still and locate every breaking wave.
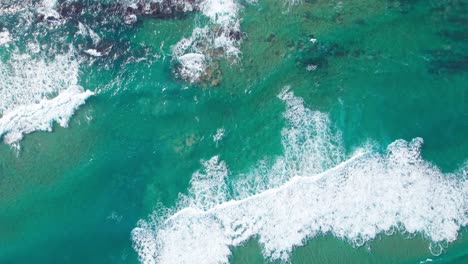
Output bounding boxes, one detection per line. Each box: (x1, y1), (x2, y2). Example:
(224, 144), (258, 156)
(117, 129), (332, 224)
(0, 52), (93, 144)
(0, 1), (94, 144)
(132, 88), (468, 264)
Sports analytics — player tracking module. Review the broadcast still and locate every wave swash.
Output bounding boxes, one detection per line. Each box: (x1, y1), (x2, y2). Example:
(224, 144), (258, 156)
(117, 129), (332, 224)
(132, 88), (468, 264)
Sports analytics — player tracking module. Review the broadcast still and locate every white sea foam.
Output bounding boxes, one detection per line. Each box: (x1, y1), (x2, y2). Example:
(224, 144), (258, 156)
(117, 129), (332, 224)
(0, 30), (12, 46)
(42, 0), (58, 9)
(0, 86), (93, 144)
(172, 0), (242, 82)
(171, 0), (300, 82)
(200, 0), (239, 27)
(132, 89), (468, 264)
(172, 27), (210, 58)
(213, 128), (225, 144)
(233, 88), (344, 197)
(0, 2), (26, 15)
(182, 155), (230, 210)
(84, 49), (104, 57)
(37, 0), (60, 19)
(76, 22), (101, 45)
(0, 52), (93, 144)
(0, 52), (78, 112)
(0, 0), (59, 17)
(176, 53), (207, 82)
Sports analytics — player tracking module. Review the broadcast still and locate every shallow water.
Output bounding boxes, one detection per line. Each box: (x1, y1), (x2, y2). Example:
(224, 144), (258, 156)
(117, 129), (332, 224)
(0, 0), (467, 263)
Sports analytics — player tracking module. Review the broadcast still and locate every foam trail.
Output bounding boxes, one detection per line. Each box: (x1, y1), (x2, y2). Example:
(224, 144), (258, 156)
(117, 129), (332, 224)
(132, 90), (468, 264)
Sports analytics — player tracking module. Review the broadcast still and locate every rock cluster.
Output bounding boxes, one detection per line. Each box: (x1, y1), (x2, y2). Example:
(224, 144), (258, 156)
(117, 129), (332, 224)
(35, 0), (201, 25)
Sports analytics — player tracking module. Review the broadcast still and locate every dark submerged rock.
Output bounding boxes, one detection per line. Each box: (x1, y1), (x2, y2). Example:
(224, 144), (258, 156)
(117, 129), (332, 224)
(58, 2), (83, 18)
(266, 33), (276, 42)
(55, 1), (201, 24)
(229, 30), (242, 41)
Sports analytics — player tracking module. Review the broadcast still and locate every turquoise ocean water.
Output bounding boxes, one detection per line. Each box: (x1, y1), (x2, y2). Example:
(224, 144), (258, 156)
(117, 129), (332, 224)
(0, 0), (467, 263)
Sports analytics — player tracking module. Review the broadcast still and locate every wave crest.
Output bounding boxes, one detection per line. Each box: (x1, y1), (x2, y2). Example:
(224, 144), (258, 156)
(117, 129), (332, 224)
(132, 90), (468, 263)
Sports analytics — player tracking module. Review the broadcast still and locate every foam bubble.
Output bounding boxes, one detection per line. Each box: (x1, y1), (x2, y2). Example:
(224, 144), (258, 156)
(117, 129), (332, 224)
(133, 90), (468, 264)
